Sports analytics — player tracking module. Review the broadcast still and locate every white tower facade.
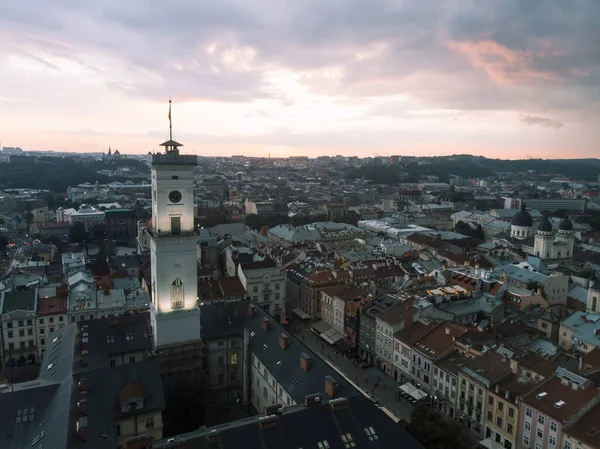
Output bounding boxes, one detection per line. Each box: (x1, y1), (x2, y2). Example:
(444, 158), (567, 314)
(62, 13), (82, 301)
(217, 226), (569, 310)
(147, 115), (200, 348)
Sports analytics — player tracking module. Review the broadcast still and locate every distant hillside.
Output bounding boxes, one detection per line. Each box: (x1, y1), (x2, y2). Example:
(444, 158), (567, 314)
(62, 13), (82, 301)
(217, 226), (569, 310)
(0, 156), (149, 191)
(346, 156), (600, 184)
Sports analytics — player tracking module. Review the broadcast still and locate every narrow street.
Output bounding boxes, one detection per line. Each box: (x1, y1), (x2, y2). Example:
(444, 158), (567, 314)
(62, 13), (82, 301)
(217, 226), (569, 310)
(289, 322), (414, 423)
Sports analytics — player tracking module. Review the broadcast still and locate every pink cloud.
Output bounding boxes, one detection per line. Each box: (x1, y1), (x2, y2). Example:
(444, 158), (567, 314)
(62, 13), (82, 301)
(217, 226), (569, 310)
(447, 39), (558, 84)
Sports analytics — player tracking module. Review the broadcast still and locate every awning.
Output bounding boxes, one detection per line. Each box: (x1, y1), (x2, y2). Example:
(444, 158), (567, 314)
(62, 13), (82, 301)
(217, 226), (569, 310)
(478, 438), (505, 449)
(320, 327), (343, 345)
(311, 320), (331, 334)
(398, 383), (427, 403)
(292, 308), (311, 320)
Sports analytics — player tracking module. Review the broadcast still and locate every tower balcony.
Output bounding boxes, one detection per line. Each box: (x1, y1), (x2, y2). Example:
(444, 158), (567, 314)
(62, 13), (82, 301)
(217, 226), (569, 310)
(151, 153), (197, 166)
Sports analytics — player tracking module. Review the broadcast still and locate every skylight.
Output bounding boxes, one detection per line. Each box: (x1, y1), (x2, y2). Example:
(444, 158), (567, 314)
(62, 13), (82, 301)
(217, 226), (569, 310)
(317, 441), (330, 449)
(341, 433), (356, 448)
(554, 400), (565, 408)
(536, 392), (547, 399)
(364, 427), (378, 442)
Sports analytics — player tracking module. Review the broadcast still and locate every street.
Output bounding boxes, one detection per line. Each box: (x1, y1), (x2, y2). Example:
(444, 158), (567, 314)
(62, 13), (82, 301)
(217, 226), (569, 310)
(289, 322), (414, 423)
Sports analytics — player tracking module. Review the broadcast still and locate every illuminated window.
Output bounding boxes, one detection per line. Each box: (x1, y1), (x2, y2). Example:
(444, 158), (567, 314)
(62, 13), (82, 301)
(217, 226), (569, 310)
(230, 353), (238, 365)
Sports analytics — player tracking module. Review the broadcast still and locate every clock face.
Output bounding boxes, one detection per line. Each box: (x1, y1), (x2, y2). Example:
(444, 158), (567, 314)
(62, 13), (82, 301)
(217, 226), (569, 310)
(168, 190), (182, 203)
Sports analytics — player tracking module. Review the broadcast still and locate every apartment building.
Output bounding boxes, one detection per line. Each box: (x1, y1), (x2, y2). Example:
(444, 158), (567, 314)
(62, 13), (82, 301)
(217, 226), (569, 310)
(393, 321), (432, 384)
(375, 299), (416, 377)
(433, 352), (468, 419)
(562, 402), (600, 449)
(518, 368), (600, 449)
(558, 311), (600, 354)
(238, 257), (286, 322)
(0, 289), (38, 366)
(36, 289), (68, 360)
(458, 352), (511, 438)
(412, 322), (467, 392)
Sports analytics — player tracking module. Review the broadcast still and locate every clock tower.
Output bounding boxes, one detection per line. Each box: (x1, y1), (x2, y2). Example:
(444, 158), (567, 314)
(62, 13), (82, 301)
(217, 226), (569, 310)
(148, 100), (200, 349)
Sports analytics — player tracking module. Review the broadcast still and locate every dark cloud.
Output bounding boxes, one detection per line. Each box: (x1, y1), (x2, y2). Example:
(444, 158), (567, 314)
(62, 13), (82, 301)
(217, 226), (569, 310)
(0, 0), (598, 116)
(521, 116), (565, 129)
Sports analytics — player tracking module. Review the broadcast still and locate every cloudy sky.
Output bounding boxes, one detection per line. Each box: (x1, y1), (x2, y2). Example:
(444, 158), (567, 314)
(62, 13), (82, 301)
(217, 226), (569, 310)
(0, 0), (598, 158)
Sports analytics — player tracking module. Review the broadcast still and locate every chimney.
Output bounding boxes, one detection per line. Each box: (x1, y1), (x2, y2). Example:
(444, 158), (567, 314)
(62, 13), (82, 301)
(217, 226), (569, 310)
(258, 415), (279, 431)
(77, 417), (88, 442)
(262, 318), (271, 332)
(572, 383), (579, 391)
(505, 390), (510, 400)
(279, 333), (289, 350)
(445, 326), (451, 335)
(304, 393), (322, 407)
(78, 398), (88, 415)
(248, 304), (256, 318)
(300, 353), (311, 372)
(329, 397), (349, 412)
(495, 384), (499, 394)
(206, 430), (220, 445)
(79, 378), (88, 392)
(264, 403), (283, 416)
(325, 375), (338, 398)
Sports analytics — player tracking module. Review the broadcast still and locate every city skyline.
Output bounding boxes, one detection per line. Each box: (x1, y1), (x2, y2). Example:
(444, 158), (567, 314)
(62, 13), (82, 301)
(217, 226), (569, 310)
(0, 1), (598, 158)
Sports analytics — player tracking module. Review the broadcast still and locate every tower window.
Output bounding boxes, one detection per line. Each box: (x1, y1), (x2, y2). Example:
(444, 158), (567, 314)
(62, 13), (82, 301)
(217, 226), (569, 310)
(172, 175), (179, 180)
(171, 279), (184, 309)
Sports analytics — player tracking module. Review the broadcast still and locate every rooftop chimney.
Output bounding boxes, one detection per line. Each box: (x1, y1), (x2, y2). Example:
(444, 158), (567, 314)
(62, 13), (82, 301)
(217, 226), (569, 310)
(325, 375), (338, 398)
(305, 393), (322, 407)
(206, 430), (220, 445)
(445, 326), (451, 335)
(279, 333), (289, 350)
(329, 397), (349, 412)
(505, 390), (510, 400)
(258, 415), (279, 431)
(300, 353), (311, 372)
(264, 403), (283, 416)
(248, 304), (256, 318)
(78, 398), (88, 415)
(79, 378), (88, 392)
(77, 417), (88, 442)
(262, 317), (271, 332)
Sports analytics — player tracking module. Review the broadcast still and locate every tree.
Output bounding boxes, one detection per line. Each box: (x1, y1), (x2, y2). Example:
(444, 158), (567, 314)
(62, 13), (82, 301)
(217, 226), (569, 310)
(69, 222), (87, 244)
(88, 223), (107, 243)
(407, 403), (474, 449)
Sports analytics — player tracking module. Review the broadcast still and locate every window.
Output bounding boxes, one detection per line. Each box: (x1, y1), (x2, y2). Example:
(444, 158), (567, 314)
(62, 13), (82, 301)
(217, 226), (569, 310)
(538, 415), (545, 425)
(364, 427), (378, 442)
(253, 285), (258, 293)
(171, 278), (184, 309)
(263, 387), (268, 399)
(497, 417), (503, 428)
(146, 416), (154, 429)
(171, 175), (179, 180)
(488, 396), (494, 406)
(218, 356), (224, 367)
(170, 216), (181, 235)
(549, 436), (556, 446)
(116, 424), (121, 436)
(106, 334), (115, 343)
(59, 316), (64, 322)
(341, 433), (355, 449)
(526, 407), (532, 417)
(7, 331), (13, 338)
(110, 359), (116, 367)
(508, 407), (514, 418)
(218, 374), (224, 385)
(18, 320), (23, 327)
(19, 330), (24, 337)
(125, 332), (134, 340)
(40, 338), (45, 345)
(487, 411), (493, 421)
(537, 428), (543, 439)
(8, 343), (14, 350)
(564, 442), (572, 449)
(525, 421), (531, 431)
(498, 401), (504, 411)
(550, 421), (557, 432)
(49, 317), (54, 323)
(129, 356), (135, 364)
(230, 353), (238, 365)
(230, 370), (237, 382)
(507, 423), (513, 434)
(28, 329), (33, 336)
(535, 444), (542, 449)
(39, 318), (44, 325)
(523, 435), (529, 447)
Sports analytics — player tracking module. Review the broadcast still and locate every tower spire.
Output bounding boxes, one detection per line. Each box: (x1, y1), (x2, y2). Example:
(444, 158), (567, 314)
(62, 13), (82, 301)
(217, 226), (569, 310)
(168, 97), (173, 141)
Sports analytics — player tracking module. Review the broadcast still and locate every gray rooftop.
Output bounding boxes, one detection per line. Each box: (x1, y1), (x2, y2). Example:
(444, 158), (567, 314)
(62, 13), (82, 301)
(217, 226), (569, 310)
(1, 289), (37, 314)
(200, 300), (359, 403)
(561, 311), (600, 347)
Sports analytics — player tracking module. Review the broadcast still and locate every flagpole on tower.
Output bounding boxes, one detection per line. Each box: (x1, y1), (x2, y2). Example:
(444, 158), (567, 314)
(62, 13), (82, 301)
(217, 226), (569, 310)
(168, 97), (173, 141)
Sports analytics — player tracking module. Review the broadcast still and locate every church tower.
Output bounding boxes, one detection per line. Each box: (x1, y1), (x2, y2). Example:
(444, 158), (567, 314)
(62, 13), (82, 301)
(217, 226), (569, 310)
(148, 99), (200, 348)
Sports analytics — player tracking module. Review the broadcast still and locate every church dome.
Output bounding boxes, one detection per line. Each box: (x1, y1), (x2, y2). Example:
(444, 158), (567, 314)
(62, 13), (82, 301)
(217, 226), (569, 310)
(559, 216), (573, 231)
(537, 215), (553, 233)
(512, 203), (533, 227)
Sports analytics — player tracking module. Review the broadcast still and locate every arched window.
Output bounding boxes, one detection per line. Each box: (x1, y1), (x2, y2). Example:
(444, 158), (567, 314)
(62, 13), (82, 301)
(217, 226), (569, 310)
(171, 279), (184, 309)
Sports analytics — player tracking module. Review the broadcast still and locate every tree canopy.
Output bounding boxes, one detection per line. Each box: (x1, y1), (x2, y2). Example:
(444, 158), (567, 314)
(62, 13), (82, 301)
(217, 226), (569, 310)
(407, 403), (475, 449)
(69, 222), (87, 244)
